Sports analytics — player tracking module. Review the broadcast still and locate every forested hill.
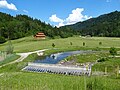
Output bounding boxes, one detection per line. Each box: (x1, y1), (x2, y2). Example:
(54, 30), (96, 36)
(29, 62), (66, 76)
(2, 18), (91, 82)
(1, 11), (120, 44)
(64, 11), (120, 37)
(0, 12), (75, 43)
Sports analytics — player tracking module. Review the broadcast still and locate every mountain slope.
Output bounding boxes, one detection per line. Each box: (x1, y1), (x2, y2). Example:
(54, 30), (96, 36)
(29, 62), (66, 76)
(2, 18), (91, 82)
(65, 11), (120, 37)
(0, 12), (75, 43)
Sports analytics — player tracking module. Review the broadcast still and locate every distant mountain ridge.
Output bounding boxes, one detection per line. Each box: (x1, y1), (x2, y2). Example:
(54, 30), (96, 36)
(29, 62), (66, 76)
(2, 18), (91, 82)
(64, 11), (120, 37)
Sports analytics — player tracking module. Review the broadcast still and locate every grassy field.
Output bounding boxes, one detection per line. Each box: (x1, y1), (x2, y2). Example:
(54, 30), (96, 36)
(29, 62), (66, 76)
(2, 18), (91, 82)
(0, 54), (120, 90)
(93, 57), (120, 72)
(0, 72), (120, 90)
(0, 36), (120, 53)
(66, 51), (109, 63)
(0, 36), (120, 90)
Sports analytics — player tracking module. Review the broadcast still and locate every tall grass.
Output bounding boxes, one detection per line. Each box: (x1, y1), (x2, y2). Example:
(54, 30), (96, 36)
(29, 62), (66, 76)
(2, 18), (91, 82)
(0, 72), (120, 90)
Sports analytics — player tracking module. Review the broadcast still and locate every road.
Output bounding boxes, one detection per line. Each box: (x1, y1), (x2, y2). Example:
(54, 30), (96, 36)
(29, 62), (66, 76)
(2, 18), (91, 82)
(0, 49), (48, 68)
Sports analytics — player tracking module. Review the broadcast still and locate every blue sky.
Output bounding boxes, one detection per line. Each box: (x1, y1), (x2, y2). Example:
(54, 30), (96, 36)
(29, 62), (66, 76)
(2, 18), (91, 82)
(0, 0), (120, 27)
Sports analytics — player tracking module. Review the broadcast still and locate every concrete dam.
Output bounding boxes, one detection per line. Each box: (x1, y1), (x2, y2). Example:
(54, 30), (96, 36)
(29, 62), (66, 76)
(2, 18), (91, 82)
(22, 63), (92, 76)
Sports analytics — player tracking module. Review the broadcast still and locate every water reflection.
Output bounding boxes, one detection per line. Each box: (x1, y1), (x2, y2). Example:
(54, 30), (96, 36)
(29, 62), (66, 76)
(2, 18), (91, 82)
(34, 51), (93, 64)
(51, 54), (55, 59)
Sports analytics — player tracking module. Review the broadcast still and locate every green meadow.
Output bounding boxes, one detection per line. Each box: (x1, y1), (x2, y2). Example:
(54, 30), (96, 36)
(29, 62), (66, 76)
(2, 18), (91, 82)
(0, 36), (120, 90)
(0, 36), (120, 53)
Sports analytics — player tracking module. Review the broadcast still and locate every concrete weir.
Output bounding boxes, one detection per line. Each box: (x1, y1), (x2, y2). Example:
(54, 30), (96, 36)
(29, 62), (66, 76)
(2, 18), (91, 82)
(22, 63), (91, 76)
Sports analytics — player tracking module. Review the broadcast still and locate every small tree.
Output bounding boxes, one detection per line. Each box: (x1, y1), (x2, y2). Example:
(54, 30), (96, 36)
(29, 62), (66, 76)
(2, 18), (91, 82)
(99, 42), (102, 45)
(0, 36), (6, 44)
(6, 40), (14, 54)
(83, 42), (85, 46)
(70, 42), (72, 45)
(109, 47), (117, 57)
(52, 43), (55, 48)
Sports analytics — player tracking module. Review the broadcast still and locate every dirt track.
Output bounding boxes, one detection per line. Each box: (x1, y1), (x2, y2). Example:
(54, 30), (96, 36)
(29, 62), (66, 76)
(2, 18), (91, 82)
(0, 49), (48, 68)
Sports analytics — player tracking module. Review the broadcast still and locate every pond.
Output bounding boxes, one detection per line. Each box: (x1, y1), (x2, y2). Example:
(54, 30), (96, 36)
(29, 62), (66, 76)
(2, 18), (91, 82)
(34, 50), (94, 64)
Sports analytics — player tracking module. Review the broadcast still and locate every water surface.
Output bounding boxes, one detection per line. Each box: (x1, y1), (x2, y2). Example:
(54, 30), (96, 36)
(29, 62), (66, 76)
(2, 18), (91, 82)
(34, 51), (94, 64)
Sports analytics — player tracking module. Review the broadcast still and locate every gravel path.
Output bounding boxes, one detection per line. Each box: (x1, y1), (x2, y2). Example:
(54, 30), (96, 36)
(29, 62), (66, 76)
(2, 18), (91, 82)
(0, 49), (48, 68)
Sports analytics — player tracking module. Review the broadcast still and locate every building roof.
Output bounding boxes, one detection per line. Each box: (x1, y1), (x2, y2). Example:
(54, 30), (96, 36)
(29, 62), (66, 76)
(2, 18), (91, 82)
(34, 32), (46, 38)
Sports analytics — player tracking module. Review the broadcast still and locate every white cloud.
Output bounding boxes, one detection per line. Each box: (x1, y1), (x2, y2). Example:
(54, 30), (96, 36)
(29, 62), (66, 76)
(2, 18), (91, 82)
(57, 22), (64, 27)
(49, 14), (64, 23)
(0, 0), (17, 10)
(49, 8), (92, 27)
(23, 10), (28, 13)
(66, 8), (84, 24)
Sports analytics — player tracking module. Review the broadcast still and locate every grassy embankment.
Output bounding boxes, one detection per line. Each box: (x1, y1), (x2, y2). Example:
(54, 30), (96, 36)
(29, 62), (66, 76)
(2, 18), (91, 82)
(0, 36), (120, 90)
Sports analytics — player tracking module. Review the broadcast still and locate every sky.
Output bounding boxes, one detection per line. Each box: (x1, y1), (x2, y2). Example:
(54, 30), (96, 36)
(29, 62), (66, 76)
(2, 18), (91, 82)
(0, 0), (120, 27)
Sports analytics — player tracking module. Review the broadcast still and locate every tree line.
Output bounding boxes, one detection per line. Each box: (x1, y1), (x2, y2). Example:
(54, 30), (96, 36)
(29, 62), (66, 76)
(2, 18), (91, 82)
(1, 11), (120, 44)
(0, 12), (76, 44)
(65, 11), (120, 37)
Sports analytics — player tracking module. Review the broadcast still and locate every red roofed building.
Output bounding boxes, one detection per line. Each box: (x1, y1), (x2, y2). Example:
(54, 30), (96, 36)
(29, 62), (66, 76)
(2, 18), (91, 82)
(34, 32), (46, 39)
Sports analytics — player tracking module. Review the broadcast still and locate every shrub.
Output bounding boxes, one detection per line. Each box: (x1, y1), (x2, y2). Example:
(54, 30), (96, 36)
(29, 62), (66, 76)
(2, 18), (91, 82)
(83, 42), (85, 46)
(70, 42), (72, 45)
(97, 57), (108, 62)
(99, 42), (102, 45)
(109, 47), (117, 57)
(52, 43), (55, 47)
(0, 36), (6, 44)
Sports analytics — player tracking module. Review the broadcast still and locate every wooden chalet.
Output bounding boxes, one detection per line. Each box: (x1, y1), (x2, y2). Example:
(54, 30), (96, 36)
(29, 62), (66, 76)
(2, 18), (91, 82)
(34, 32), (46, 39)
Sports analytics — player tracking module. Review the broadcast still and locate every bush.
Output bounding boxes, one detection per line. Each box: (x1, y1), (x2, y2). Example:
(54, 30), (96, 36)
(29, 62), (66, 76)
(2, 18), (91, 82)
(97, 57), (108, 62)
(99, 42), (102, 45)
(83, 42), (85, 46)
(70, 42), (73, 45)
(109, 47), (117, 56)
(52, 43), (55, 47)
(0, 36), (6, 44)
(93, 47), (101, 51)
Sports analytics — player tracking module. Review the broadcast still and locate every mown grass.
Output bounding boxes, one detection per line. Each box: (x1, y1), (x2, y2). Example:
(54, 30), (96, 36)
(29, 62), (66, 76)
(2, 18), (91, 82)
(0, 36), (120, 53)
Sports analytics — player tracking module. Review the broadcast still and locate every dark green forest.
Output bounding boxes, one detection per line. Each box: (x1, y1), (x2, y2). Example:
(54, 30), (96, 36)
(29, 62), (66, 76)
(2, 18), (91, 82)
(0, 12), (75, 43)
(65, 11), (120, 37)
(0, 11), (120, 44)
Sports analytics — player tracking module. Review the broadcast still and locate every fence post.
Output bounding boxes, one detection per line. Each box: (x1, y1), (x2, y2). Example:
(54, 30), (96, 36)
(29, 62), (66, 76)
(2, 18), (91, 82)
(117, 66), (119, 78)
(84, 76), (86, 90)
(105, 66), (107, 75)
